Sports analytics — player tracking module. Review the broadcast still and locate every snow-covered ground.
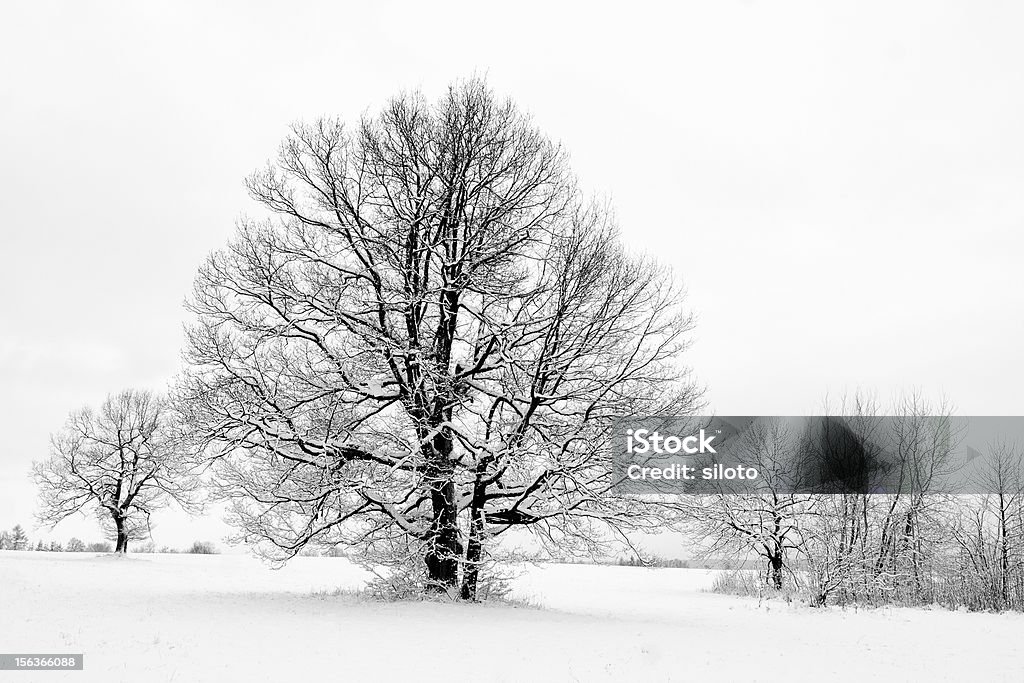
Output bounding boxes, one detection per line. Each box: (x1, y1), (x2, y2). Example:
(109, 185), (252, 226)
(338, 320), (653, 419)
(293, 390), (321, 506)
(1, 551), (1021, 682)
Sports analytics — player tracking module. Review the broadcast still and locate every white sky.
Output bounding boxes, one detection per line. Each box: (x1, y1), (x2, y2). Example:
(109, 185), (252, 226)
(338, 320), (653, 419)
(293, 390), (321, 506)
(2, 1), (1023, 548)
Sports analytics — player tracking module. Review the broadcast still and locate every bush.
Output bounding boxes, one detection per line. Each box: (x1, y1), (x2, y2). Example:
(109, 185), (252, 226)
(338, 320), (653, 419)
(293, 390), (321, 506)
(86, 542), (113, 553)
(187, 541), (217, 554)
(364, 557), (429, 601)
(66, 538), (86, 552)
(710, 568), (807, 605)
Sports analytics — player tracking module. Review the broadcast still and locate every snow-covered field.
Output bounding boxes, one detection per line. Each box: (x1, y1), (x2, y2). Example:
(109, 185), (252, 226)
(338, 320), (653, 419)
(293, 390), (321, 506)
(1, 551), (1021, 682)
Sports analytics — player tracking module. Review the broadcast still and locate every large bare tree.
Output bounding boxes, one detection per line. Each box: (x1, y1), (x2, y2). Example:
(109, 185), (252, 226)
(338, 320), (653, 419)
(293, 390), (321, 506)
(177, 78), (699, 598)
(33, 389), (193, 553)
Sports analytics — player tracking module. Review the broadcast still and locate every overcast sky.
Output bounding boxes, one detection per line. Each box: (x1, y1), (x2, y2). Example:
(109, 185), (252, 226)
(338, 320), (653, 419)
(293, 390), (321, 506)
(2, 1), (1023, 547)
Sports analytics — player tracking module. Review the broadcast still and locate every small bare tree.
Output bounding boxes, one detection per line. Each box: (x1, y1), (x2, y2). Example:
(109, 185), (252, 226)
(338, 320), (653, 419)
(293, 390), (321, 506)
(33, 389), (194, 553)
(675, 419), (814, 590)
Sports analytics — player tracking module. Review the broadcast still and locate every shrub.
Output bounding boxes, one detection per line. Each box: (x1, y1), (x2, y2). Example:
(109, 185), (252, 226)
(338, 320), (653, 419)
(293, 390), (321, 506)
(710, 569), (804, 603)
(187, 541), (217, 554)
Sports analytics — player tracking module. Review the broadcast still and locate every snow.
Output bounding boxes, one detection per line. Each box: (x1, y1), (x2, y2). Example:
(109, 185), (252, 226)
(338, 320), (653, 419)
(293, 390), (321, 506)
(1, 551), (1022, 681)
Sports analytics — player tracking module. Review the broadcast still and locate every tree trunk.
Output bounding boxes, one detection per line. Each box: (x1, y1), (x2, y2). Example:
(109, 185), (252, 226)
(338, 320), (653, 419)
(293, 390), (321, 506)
(113, 515), (128, 554)
(769, 515), (785, 590)
(769, 554), (784, 590)
(998, 492), (1009, 607)
(423, 429), (460, 593)
(425, 480), (460, 592)
(460, 487), (486, 600)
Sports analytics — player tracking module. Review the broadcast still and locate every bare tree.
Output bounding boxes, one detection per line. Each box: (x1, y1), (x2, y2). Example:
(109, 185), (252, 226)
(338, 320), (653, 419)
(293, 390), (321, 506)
(33, 389), (194, 553)
(950, 442), (1024, 609)
(177, 77), (699, 598)
(797, 395), (958, 605)
(868, 396), (958, 598)
(674, 419), (814, 590)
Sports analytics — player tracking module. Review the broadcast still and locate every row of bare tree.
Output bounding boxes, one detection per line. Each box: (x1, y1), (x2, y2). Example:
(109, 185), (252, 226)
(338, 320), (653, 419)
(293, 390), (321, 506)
(675, 398), (1024, 611)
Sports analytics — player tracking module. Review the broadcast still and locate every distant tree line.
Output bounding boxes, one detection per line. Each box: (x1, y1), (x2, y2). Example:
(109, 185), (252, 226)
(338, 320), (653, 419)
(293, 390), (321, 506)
(615, 555), (689, 568)
(0, 525), (112, 553)
(0, 524), (217, 555)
